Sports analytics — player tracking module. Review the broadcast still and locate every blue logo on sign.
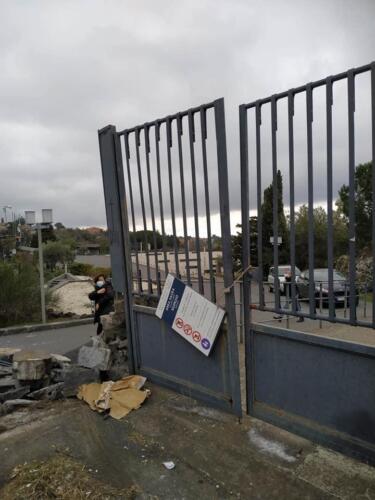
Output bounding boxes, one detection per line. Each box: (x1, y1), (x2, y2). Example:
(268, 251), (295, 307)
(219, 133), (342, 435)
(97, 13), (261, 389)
(201, 338), (210, 350)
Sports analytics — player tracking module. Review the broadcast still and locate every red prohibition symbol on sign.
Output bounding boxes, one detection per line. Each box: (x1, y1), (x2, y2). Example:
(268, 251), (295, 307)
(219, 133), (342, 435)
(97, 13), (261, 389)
(183, 324), (192, 336)
(175, 318), (184, 329)
(192, 331), (201, 343)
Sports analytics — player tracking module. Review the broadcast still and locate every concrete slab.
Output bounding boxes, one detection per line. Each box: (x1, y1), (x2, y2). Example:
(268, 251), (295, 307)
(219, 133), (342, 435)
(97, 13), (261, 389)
(0, 384), (374, 498)
(78, 345), (111, 370)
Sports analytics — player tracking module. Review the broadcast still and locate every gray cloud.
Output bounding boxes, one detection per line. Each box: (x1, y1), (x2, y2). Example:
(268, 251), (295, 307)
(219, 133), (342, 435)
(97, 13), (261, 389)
(0, 0), (374, 232)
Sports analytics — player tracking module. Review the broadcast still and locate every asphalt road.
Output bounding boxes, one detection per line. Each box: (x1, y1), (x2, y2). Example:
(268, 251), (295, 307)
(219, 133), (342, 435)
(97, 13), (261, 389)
(0, 323), (95, 356)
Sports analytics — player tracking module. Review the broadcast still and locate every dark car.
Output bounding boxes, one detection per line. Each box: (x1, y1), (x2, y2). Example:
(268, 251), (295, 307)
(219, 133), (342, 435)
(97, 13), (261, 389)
(298, 268), (359, 308)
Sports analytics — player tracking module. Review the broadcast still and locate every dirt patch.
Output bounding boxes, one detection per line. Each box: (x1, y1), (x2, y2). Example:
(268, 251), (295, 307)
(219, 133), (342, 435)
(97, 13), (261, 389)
(0, 454), (140, 500)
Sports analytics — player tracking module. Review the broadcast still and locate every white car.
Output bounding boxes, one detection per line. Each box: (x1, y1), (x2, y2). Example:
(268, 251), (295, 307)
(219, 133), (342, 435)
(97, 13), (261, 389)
(268, 265), (301, 294)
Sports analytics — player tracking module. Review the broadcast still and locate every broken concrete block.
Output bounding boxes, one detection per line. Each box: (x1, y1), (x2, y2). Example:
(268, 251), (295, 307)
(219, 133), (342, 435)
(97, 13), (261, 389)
(0, 399), (38, 416)
(114, 299), (125, 314)
(0, 348), (22, 361)
(0, 377), (17, 390)
(62, 366), (100, 397)
(51, 354), (71, 365)
(102, 327), (117, 343)
(13, 350), (51, 381)
(118, 339), (128, 350)
(78, 346), (111, 371)
(28, 382), (64, 401)
(0, 385), (31, 403)
(0, 366), (13, 377)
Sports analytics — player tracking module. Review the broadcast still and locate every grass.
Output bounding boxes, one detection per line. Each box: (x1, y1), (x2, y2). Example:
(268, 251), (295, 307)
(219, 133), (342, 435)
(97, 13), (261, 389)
(1, 455), (140, 500)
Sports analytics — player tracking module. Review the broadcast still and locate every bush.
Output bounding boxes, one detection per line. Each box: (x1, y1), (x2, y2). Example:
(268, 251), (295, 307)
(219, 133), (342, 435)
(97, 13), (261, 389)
(69, 262), (94, 276)
(0, 260), (42, 327)
(335, 252), (372, 289)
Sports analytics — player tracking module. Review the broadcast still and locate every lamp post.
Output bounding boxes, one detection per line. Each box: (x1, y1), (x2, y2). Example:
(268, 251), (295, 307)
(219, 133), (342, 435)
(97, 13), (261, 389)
(25, 209), (53, 324)
(2, 205), (12, 223)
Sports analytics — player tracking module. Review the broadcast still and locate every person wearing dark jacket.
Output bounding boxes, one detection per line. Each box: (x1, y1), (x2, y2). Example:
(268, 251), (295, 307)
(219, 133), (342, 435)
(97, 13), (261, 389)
(283, 270), (304, 322)
(89, 274), (114, 335)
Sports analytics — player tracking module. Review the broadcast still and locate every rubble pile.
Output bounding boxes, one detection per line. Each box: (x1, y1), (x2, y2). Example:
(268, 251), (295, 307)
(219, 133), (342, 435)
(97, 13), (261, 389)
(77, 299), (128, 380)
(0, 348), (71, 416)
(0, 300), (129, 417)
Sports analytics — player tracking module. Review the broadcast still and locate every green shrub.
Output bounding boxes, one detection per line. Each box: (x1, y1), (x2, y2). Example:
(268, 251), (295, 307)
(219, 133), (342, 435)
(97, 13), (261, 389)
(69, 262), (94, 276)
(0, 260), (42, 327)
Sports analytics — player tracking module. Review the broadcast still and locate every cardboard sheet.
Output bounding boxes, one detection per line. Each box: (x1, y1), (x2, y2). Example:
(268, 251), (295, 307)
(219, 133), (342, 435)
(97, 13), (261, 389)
(77, 375), (149, 419)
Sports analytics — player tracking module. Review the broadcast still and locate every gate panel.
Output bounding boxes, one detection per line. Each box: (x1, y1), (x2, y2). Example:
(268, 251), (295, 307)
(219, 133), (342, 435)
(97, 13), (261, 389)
(99, 99), (242, 416)
(133, 305), (236, 411)
(247, 324), (375, 462)
(241, 61), (375, 460)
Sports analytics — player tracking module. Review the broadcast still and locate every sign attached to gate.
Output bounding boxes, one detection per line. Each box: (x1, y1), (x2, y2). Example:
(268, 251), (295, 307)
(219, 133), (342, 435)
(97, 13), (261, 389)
(155, 274), (225, 356)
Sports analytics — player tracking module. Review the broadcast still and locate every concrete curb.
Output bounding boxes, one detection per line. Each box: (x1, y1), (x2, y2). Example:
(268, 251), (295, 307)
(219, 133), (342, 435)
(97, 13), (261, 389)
(0, 317), (94, 337)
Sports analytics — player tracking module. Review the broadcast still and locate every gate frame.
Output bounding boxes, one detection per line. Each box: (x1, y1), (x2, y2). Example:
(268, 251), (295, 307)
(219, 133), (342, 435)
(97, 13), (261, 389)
(98, 99), (242, 417)
(240, 61), (375, 462)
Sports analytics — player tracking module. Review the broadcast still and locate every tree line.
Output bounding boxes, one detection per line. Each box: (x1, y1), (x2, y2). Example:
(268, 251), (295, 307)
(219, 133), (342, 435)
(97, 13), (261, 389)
(232, 162), (373, 278)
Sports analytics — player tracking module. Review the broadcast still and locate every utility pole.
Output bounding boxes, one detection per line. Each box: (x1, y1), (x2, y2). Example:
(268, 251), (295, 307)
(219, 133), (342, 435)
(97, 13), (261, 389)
(37, 223), (46, 323)
(25, 209), (53, 324)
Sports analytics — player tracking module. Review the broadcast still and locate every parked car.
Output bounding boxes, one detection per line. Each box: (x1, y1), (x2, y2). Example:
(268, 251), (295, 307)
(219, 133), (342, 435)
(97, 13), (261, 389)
(298, 268), (359, 307)
(268, 265), (301, 294)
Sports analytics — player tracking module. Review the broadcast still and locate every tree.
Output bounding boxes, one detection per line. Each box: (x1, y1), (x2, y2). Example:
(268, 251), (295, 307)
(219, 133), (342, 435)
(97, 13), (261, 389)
(294, 205), (348, 270)
(30, 224), (56, 248)
(261, 170), (289, 275)
(337, 162), (372, 251)
(0, 258), (41, 327)
(232, 217), (258, 272)
(231, 171), (288, 276)
(43, 241), (74, 270)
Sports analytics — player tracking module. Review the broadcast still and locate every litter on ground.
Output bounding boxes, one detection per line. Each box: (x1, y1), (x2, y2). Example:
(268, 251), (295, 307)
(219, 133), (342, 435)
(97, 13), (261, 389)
(77, 375), (150, 419)
(162, 461), (176, 470)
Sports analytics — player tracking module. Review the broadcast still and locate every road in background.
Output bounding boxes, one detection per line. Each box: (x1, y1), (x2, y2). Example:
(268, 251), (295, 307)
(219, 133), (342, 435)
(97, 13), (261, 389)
(0, 324), (94, 356)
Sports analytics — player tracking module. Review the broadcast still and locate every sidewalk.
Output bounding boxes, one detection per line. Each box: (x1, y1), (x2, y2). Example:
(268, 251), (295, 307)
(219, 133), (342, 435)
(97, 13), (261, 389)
(1, 384), (374, 498)
(0, 317), (93, 337)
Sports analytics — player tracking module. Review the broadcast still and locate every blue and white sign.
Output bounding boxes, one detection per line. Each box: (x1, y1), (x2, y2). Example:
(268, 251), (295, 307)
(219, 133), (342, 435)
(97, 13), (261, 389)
(155, 274), (225, 356)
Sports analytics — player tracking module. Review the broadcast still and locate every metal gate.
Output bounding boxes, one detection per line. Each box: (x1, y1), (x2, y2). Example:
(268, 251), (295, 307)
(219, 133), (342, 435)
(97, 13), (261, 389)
(240, 62), (375, 462)
(98, 98), (242, 416)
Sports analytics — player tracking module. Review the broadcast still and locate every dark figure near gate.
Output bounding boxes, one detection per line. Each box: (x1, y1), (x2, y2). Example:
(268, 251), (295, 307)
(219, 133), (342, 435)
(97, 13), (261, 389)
(89, 274), (114, 335)
(284, 271), (304, 322)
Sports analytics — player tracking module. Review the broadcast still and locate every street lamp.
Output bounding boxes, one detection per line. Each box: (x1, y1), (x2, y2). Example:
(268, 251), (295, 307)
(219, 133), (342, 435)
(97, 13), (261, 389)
(2, 205), (12, 223)
(25, 209), (53, 324)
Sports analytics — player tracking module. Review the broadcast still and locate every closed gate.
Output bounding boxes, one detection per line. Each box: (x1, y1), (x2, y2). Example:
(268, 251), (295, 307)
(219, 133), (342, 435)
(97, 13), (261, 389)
(240, 62), (375, 462)
(98, 99), (242, 416)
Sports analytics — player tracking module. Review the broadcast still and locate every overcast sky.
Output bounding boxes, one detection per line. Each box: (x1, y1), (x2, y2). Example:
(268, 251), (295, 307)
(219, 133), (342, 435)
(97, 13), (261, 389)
(1, 0), (374, 235)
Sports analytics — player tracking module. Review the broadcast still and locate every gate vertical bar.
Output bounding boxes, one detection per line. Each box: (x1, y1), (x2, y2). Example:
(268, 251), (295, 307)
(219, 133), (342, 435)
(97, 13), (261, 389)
(155, 123), (169, 277)
(188, 111), (204, 294)
(372, 63), (375, 327)
(98, 125), (136, 373)
(177, 115), (191, 285)
(124, 133), (140, 292)
(166, 118), (180, 278)
(348, 70), (357, 324)
(306, 85), (315, 317)
(326, 78), (335, 320)
(144, 125), (161, 295)
(135, 128), (152, 294)
(240, 104), (252, 413)
(200, 108), (216, 302)
(255, 103), (264, 309)
(271, 96), (280, 312)
(214, 98), (242, 417)
(288, 91), (297, 313)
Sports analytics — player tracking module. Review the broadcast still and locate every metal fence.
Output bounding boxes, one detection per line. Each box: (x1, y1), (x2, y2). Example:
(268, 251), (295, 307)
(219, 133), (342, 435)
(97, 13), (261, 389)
(117, 100), (230, 304)
(240, 61), (375, 329)
(99, 98), (242, 416)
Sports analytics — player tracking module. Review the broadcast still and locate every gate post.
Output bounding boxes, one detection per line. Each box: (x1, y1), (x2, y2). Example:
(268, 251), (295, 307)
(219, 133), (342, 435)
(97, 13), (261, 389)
(214, 98), (242, 417)
(239, 104), (253, 414)
(98, 125), (136, 374)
